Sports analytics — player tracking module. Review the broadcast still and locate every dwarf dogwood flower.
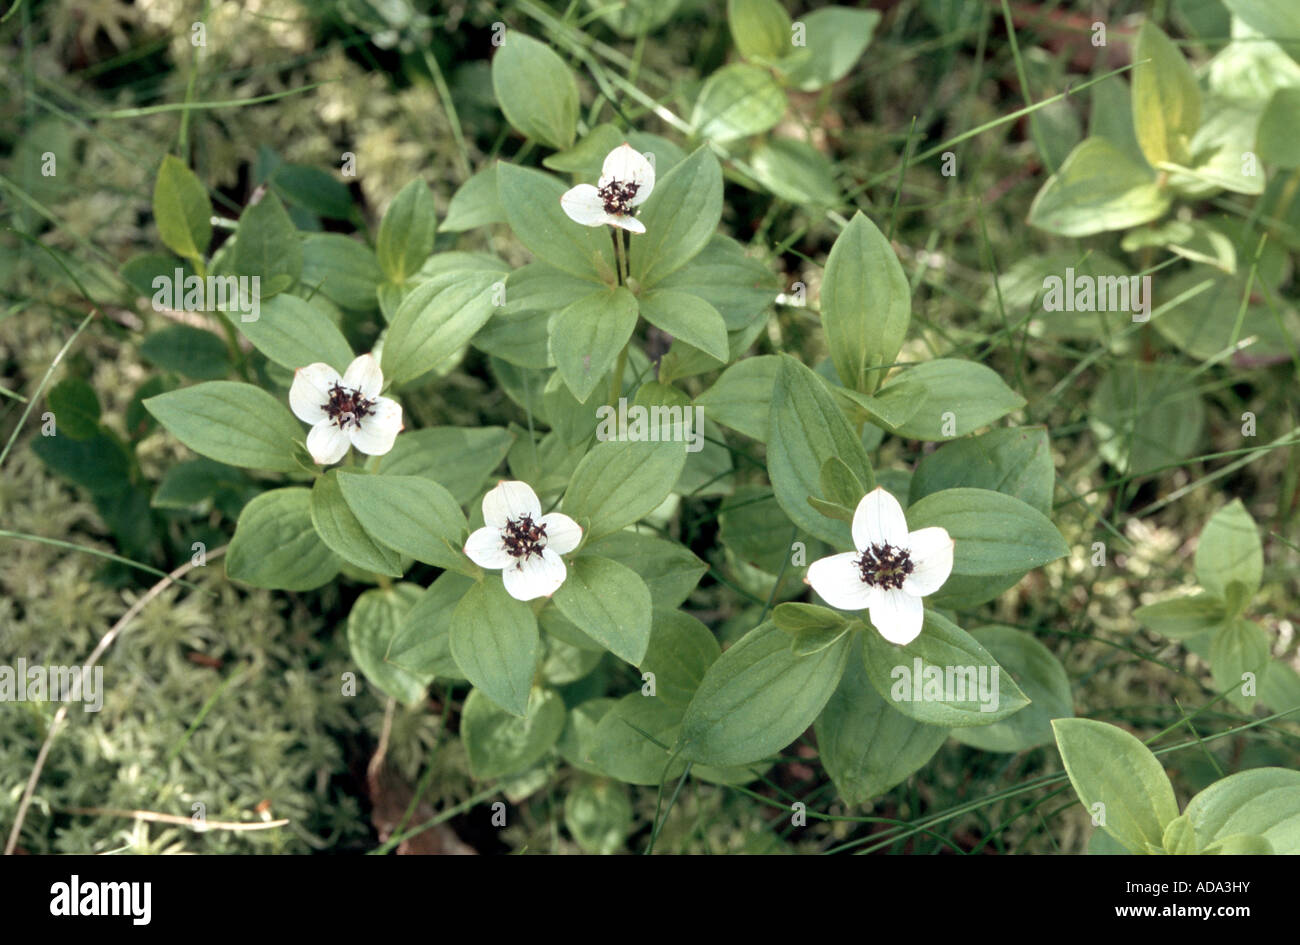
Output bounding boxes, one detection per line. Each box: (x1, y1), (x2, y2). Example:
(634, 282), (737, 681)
(805, 487), (954, 645)
(289, 353), (403, 466)
(463, 480), (583, 601)
(560, 143), (655, 234)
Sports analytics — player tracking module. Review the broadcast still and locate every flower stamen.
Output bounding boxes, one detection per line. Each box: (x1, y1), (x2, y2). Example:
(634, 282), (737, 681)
(598, 180), (640, 216)
(323, 382), (376, 431)
(856, 542), (914, 590)
(502, 514), (548, 561)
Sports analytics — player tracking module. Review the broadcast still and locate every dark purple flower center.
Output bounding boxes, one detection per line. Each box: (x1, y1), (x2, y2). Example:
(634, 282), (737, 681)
(323, 382), (376, 430)
(503, 514), (547, 560)
(856, 542), (914, 590)
(598, 180), (639, 215)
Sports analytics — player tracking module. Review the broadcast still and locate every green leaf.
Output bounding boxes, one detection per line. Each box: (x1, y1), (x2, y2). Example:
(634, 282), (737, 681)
(139, 325), (231, 380)
(905, 487), (1068, 590)
(627, 146), (724, 287)
(231, 192), (301, 290)
(153, 154), (212, 261)
(551, 286), (639, 402)
(336, 471), (469, 573)
(377, 426), (513, 504)
(564, 779), (633, 853)
(878, 360), (1024, 440)
(767, 354), (874, 546)
(695, 355), (778, 441)
(655, 234), (775, 329)
(1027, 137), (1171, 237)
(777, 7), (879, 91)
(679, 621), (851, 766)
(859, 611), (1031, 727)
(950, 625), (1074, 751)
(637, 290), (728, 361)
(310, 470), (406, 577)
(442, 165), (505, 232)
(270, 163), (352, 220)
(497, 162), (614, 283)
(1051, 717), (1179, 854)
(749, 137), (841, 206)
(690, 64), (785, 144)
(1089, 362), (1204, 477)
(226, 487), (342, 590)
(1161, 813), (1199, 854)
(557, 698), (618, 775)
(239, 293), (353, 372)
(727, 0), (791, 62)
(143, 381), (303, 472)
(47, 377), (101, 440)
(562, 438), (689, 541)
(300, 233), (382, 311)
(640, 609), (720, 710)
(347, 584), (428, 706)
(381, 269), (499, 387)
(462, 686), (566, 779)
(1132, 21), (1202, 167)
(1195, 499), (1262, 604)
(491, 32), (579, 149)
(815, 636), (947, 804)
(450, 578), (541, 716)
(152, 457), (249, 511)
(1259, 89), (1300, 168)
(376, 178), (437, 282)
(583, 530), (706, 608)
(1184, 767), (1300, 854)
(387, 571), (474, 680)
(30, 429), (130, 495)
(552, 555), (653, 664)
(589, 694), (687, 784)
(1210, 618), (1270, 711)
(909, 426), (1053, 513)
(1134, 593), (1228, 640)
(820, 212), (910, 393)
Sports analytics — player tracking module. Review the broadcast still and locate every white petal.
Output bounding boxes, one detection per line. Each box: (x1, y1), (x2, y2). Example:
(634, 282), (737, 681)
(869, 589), (925, 645)
(342, 353), (383, 399)
(306, 420), (350, 466)
(289, 363), (340, 423)
(481, 480), (542, 528)
(806, 552), (877, 612)
(539, 512), (582, 555)
(502, 549), (566, 601)
(903, 526), (955, 597)
(601, 143), (655, 202)
(348, 397), (403, 455)
(852, 487), (910, 551)
(608, 214), (646, 234)
(560, 184), (607, 227)
(463, 526), (511, 570)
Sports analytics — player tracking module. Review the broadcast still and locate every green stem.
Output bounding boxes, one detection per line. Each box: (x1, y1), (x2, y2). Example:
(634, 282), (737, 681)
(608, 342), (629, 409)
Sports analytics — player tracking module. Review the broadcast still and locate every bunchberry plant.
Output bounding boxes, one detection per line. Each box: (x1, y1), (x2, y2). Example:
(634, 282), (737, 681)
(7, 0), (1299, 858)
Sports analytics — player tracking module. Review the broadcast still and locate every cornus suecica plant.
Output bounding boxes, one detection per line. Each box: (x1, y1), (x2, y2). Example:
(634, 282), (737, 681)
(463, 481), (583, 601)
(289, 354), (403, 465)
(806, 488), (954, 644)
(560, 143), (655, 234)
(24, 1), (1289, 857)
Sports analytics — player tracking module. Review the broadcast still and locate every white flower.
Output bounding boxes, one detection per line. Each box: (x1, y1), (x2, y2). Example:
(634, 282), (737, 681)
(289, 353), (403, 466)
(463, 480), (584, 601)
(805, 487), (954, 646)
(560, 143), (655, 234)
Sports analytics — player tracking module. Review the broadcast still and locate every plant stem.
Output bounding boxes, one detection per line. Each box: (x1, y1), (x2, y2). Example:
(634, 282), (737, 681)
(608, 342), (629, 409)
(610, 228), (625, 285)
